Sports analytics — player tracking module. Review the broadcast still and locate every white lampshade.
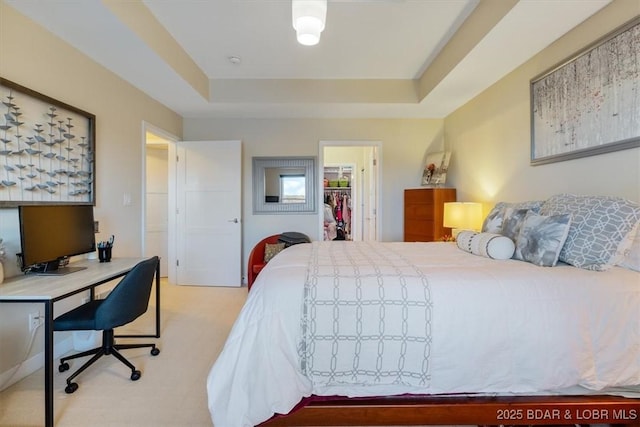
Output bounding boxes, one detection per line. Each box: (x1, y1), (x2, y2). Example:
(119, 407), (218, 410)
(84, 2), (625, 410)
(292, 0), (327, 46)
(443, 202), (483, 235)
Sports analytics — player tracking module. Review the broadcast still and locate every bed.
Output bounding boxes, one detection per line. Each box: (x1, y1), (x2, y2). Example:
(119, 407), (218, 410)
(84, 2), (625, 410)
(207, 194), (640, 427)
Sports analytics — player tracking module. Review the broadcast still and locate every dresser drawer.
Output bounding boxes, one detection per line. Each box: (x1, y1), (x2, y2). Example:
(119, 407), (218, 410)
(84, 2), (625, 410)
(403, 187), (456, 242)
(404, 189), (435, 204)
(404, 218), (434, 233)
(404, 232), (434, 242)
(404, 204), (435, 220)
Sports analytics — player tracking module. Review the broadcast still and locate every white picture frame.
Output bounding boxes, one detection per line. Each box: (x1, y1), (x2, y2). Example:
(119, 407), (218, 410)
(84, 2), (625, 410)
(421, 151), (451, 186)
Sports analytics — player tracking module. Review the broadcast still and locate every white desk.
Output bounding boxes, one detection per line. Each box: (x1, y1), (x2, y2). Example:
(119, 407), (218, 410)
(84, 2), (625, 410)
(0, 257), (161, 427)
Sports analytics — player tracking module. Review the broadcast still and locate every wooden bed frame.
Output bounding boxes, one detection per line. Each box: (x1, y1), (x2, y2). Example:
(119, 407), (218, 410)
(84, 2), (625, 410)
(261, 395), (640, 426)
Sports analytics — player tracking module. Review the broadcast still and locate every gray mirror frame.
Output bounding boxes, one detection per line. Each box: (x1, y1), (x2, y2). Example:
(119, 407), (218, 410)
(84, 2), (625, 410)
(252, 156), (317, 214)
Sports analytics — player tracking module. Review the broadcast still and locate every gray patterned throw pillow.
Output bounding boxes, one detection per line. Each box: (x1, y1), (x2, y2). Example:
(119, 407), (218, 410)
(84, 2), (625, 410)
(501, 208), (529, 241)
(514, 212), (572, 267)
(539, 194), (640, 271)
(482, 201), (544, 233)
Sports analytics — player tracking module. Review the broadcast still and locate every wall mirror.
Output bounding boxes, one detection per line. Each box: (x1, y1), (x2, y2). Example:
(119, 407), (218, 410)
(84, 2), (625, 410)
(253, 157), (316, 214)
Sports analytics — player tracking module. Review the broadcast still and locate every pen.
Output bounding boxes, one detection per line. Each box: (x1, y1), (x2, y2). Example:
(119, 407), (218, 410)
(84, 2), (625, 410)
(97, 236), (115, 249)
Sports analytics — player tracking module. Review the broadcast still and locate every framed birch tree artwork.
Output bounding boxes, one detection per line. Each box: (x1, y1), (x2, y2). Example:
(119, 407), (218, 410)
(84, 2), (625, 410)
(530, 17), (639, 166)
(0, 78), (95, 206)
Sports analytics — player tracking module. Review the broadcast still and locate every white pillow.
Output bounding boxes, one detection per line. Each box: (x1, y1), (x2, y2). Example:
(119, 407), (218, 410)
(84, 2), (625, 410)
(617, 223), (640, 272)
(456, 231), (515, 260)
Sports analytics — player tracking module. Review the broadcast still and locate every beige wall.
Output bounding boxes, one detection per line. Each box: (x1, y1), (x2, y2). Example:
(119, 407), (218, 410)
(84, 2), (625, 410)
(184, 118), (445, 265)
(445, 0), (640, 208)
(0, 2), (182, 378)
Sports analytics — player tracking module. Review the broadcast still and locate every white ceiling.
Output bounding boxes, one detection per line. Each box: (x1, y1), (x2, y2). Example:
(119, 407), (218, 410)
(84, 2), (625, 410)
(5, 0), (612, 119)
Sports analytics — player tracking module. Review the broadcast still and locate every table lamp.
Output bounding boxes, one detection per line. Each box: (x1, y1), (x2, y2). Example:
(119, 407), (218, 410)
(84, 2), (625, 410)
(443, 202), (483, 238)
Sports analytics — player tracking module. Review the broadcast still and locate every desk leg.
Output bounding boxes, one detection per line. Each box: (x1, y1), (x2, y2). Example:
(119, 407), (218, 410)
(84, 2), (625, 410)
(155, 261), (161, 338)
(44, 300), (54, 427)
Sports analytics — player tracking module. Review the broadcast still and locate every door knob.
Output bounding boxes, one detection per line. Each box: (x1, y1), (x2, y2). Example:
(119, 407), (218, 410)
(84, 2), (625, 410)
(228, 218), (239, 223)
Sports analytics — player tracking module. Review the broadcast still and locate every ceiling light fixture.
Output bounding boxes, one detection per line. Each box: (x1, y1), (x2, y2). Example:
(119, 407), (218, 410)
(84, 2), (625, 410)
(292, 0), (327, 46)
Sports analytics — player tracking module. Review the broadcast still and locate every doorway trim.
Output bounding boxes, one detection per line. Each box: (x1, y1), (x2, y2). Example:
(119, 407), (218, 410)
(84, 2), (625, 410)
(142, 121), (178, 279)
(319, 140), (382, 241)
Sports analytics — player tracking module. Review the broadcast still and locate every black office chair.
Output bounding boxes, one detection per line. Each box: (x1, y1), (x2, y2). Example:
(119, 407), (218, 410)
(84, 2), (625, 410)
(54, 256), (161, 394)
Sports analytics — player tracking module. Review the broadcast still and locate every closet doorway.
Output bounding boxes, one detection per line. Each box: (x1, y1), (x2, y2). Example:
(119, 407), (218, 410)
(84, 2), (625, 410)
(319, 141), (381, 242)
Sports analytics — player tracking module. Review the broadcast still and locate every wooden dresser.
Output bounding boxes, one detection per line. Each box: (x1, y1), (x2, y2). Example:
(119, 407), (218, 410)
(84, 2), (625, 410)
(404, 188), (456, 242)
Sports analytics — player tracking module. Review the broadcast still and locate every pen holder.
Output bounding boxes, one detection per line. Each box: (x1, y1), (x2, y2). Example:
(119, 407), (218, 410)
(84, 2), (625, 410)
(98, 246), (112, 263)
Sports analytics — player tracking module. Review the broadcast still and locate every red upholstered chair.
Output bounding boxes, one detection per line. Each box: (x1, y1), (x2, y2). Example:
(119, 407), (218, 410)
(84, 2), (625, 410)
(247, 234), (281, 290)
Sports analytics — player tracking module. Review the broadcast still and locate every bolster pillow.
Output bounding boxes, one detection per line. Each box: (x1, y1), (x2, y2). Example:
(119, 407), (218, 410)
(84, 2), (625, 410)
(456, 231), (515, 260)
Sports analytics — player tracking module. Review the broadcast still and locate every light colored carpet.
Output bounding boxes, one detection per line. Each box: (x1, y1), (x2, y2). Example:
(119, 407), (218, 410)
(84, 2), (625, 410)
(0, 280), (247, 427)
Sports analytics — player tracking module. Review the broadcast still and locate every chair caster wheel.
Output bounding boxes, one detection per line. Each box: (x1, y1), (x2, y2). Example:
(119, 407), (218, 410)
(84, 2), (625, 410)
(131, 370), (141, 381)
(151, 347), (160, 356)
(65, 382), (78, 394)
(58, 362), (70, 373)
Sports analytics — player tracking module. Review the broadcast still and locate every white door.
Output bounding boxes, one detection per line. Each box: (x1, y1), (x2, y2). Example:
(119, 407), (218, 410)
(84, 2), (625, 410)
(175, 140), (241, 286)
(364, 146), (379, 241)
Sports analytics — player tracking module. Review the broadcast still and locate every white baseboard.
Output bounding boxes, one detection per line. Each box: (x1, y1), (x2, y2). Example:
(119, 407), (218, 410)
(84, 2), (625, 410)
(0, 336), (73, 391)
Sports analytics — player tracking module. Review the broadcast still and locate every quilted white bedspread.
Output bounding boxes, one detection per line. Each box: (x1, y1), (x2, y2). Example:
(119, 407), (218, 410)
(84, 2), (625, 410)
(207, 241), (640, 427)
(300, 241), (434, 388)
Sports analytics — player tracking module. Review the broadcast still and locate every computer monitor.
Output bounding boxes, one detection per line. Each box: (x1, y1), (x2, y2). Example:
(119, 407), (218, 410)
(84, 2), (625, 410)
(19, 204), (96, 275)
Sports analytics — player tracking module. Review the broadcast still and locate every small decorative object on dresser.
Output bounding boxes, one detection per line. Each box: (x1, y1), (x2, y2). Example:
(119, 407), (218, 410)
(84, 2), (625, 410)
(421, 151), (451, 186)
(404, 187), (456, 242)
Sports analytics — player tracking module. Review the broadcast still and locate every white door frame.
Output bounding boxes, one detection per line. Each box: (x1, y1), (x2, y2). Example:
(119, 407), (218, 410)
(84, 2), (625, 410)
(142, 122), (178, 281)
(319, 140), (382, 241)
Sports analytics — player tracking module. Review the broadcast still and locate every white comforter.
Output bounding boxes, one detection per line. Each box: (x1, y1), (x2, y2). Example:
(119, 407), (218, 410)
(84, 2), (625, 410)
(207, 241), (640, 427)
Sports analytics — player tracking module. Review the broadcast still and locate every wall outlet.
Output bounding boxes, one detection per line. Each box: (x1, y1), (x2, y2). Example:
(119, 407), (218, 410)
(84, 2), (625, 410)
(28, 311), (43, 332)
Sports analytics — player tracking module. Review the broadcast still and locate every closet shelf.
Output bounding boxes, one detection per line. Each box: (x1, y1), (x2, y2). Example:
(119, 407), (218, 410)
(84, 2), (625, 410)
(324, 187), (351, 191)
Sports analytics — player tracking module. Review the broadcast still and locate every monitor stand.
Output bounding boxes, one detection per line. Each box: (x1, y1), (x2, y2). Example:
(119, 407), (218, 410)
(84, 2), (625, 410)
(36, 266), (87, 276)
(31, 259), (88, 276)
